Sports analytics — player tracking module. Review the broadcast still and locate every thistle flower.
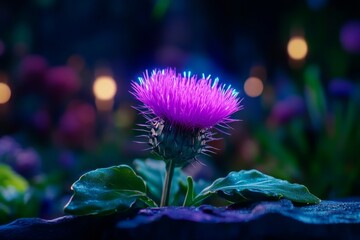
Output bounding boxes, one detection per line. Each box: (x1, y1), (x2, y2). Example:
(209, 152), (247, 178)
(132, 68), (242, 206)
(131, 68), (242, 166)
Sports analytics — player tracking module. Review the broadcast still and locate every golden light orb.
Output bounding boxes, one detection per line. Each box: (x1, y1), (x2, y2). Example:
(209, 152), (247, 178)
(0, 82), (11, 104)
(244, 77), (264, 98)
(93, 76), (117, 100)
(287, 37), (308, 60)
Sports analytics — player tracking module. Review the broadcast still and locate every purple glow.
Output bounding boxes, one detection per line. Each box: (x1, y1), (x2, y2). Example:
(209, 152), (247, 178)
(20, 55), (48, 83)
(328, 79), (354, 97)
(271, 96), (305, 123)
(131, 68), (242, 129)
(340, 21), (360, 53)
(45, 66), (80, 95)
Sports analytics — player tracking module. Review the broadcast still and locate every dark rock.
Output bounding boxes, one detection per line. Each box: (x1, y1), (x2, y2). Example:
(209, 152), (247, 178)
(1, 200), (359, 240)
(0, 214), (120, 240)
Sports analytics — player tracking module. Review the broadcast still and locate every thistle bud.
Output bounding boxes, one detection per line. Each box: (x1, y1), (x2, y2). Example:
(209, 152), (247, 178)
(131, 68), (242, 164)
(148, 120), (209, 167)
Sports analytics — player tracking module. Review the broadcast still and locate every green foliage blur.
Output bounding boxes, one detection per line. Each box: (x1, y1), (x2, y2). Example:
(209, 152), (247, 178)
(0, 164), (36, 223)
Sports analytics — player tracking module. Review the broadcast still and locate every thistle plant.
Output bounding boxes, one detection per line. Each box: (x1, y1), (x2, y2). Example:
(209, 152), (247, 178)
(131, 69), (242, 206)
(64, 68), (320, 217)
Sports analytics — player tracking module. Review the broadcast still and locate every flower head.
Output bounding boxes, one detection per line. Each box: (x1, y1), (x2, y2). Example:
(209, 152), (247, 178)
(131, 68), (242, 166)
(132, 68), (241, 129)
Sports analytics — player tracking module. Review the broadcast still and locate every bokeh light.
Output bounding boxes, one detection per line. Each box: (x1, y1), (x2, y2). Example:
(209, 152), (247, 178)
(244, 77), (264, 97)
(287, 36), (308, 60)
(93, 76), (117, 101)
(0, 82), (11, 104)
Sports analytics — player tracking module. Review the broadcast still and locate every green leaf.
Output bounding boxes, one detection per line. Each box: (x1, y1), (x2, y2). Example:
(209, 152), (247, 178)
(0, 164), (28, 192)
(194, 179), (210, 195)
(64, 165), (157, 216)
(133, 158), (187, 205)
(190, 169), (320, 206)
(183, 176), (195, 206)
(0, 164), (31, 223)
(304, 65), (327, 129)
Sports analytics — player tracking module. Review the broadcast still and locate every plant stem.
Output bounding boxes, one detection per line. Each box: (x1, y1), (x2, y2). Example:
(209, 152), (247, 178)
(160, 159), (175, 207)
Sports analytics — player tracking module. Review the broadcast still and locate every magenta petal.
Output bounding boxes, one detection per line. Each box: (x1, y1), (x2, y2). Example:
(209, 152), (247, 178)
(131, 68), (242, 129)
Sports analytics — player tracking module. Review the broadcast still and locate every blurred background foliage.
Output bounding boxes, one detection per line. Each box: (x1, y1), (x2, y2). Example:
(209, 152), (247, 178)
(0, 0), (360, 223)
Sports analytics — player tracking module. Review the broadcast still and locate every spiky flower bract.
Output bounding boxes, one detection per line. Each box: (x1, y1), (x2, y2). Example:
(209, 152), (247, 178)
(131, 68), (242, 167)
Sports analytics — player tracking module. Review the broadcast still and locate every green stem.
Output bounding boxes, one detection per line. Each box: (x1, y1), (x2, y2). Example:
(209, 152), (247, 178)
(160, 159), (175, 207)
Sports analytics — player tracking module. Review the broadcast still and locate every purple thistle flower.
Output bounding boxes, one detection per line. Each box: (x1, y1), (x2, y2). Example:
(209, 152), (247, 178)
(132, 68), (242, 129)
(131, 68), (242, 166)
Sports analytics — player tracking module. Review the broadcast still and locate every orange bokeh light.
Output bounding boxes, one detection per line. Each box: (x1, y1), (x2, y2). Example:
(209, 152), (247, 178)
(93, 76), (117, 101)
(0, 82), (11, 104)
(287, 37), (308, 60)
(244, 77), (264, 98)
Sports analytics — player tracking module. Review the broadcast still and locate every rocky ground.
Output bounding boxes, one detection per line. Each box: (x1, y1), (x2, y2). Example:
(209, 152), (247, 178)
(1, 199), (359, 240)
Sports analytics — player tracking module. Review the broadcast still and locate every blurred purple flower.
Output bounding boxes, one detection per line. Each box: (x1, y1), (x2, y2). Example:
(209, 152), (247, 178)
(132, 68), (242, 129)
(45, 66), (80, 97)
(271, 96), (305, 123)
(56, 102), (96, 148)
(340, 21), (360, 53)
(0, 136), (20, 156)
(0, 136), (41, 178)
(14, 148), (41, 178)
(328, 79), (354, 98)
(19, 55), (48, 84)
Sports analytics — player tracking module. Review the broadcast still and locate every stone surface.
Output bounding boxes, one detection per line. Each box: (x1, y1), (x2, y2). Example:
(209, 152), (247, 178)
(0, 215), (119, 240)
(113, 199), (360, 240)
(0, 200), (359, 240)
